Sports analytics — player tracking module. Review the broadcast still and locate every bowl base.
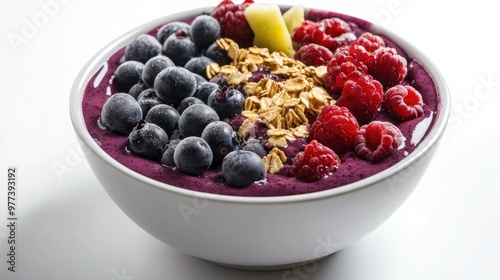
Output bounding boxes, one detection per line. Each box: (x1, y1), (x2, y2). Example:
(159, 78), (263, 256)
(211, 253), (334, 271)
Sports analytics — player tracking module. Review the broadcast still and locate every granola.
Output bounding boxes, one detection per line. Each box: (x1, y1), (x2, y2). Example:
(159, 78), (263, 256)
(209, 38), (336, 173)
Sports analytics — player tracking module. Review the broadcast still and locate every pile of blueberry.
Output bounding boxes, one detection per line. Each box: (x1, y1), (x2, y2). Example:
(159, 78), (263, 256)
(100, 15), (267, 188)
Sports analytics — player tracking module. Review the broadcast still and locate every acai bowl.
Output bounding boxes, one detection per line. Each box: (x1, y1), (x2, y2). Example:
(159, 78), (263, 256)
(70, 1), (450, 269)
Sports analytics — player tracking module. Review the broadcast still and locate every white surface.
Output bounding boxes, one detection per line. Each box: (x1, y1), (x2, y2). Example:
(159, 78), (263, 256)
(0, 0), (499, 279)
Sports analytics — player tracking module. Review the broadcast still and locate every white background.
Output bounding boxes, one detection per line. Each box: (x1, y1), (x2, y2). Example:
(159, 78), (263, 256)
(1, 0), (499, 279)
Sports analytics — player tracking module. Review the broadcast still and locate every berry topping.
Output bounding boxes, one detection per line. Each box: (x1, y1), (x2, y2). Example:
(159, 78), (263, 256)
(205, 41), (233, 66)
(335, 74), (384, 125)
(156, 21), (191, 45)
(153, 66), (197, 107)
(189, 15), (221, 51)
(127, 120), (169, 161)
(201, 121), (240, 161)
(383, 85), (424, 121)
(309, 105), (360, 154)
(241, 138), (268, 158)
(193, 81), (219, 104)
(290, 140), (340, 182)
(211, 0), (255, 45)
(137, 88), (163, 116)
(128, 81), (149, 100)
(144, 104), (180, 136)
(184, 56), (215, 80)
(100, 93), (143, 135)
(177, 96), (205, 115)
(354, 121), (404, 162)
(368, 47), (407, 89)
(293, 43), (333, 66)
(160, 138), (181, 167)
(354, 32), (385, 53)
(222, 150), (266, 187)
(292, 18), (356, 52)
(162, 29), (198, 66)
(178, 103), (219, 137)
(114, 60), (145, 92)
(124, 34), (162, 64)
(142, 55), (175, 87)
(173, 136), (213, 176)
(207, 87), (245, 120)
(323, 45), (368, 93)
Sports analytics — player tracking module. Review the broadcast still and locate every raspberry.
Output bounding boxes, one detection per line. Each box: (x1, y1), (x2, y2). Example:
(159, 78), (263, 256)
(354, 121), (404, 162)
(292, 18), (356, 52)
(383, 85), (424, 121)
(309, 105), (359, 154)
(323, 45), (368, 93)
(368, 47), (407, 89)
(335, 74), (384, 125)
(290, 140), (341, 182)
(293, 43), (334, 66)
(211, 0), (254, 45)
(355, 32), (385, 53)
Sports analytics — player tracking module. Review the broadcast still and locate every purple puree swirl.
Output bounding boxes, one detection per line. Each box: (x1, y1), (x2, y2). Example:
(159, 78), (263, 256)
(81, 8), (440, 197)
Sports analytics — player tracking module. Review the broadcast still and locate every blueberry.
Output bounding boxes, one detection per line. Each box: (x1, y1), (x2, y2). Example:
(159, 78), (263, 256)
(192, 72), (207, 84)
(193, 81), (219, 104)
(201, 121), (240, 161)
(208, 74), (230, 90)
(222, 150), (267, 188)
(125, 34), (162, 64)
(127, 120), (169, 161)
(160, 138), (181, 167)
(190, 15), (221, 51)
(184, 56), (215, 80)
(137, 88), (163, 116)
(173, 136), (213, 176)
(114, 61), (145, 92)
(128, 81), (149, 100)
(207, 88), (245, 119)
(100, 93), (143, 135)
(205, 41), (232, 66)
(156, 21), (191, 44)
(178, 103), (219, 137)
(241, 138), (268, 158)
(169, 129), (181, 140)
(177, 96), (205, 115)
(142, 55), (175, 87)
(163, 29), (198, 66)
(145, 104), (180, 136)
(154, 66), (197, 107)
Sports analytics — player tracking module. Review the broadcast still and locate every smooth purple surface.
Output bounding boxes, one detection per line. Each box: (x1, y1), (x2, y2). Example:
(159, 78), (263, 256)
(81, 9), (439, 197)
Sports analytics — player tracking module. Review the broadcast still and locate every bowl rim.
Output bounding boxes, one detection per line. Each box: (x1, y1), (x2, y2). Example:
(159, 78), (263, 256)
(69, 5), (450, 205)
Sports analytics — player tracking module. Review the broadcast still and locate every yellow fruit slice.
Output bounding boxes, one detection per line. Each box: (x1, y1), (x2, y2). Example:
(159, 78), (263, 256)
(244, 3), (295, 57)
(282, 5), (305, 35)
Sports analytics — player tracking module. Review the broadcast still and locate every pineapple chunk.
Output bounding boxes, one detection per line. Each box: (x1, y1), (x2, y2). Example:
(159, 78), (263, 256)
(244, 3), (295, 57)
(283, 5), (305, 35)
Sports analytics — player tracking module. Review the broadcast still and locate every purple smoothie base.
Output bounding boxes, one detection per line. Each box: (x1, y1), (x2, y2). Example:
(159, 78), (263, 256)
(81, 8), (440, 197)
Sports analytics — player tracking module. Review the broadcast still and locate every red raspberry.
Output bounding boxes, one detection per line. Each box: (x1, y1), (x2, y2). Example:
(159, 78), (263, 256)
(322, 17), (352, 38)
(354, 121), (404, 162)
(292, 18), (356, 52)
(309, 105), (359, 154)
(355, 32), (385, 53)
(293, 43), (334, 66)
(211, 0), (254, 45)
(290, 140), (341, 182)
(323, 45), (368, 93)
(368, 47), (407, 89)
(383, 85), (424, 121)
(336, 74), (384, 125)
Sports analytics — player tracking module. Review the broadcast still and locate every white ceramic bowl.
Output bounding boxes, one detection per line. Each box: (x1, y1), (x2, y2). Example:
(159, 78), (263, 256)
(70, 5), (450, 269)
